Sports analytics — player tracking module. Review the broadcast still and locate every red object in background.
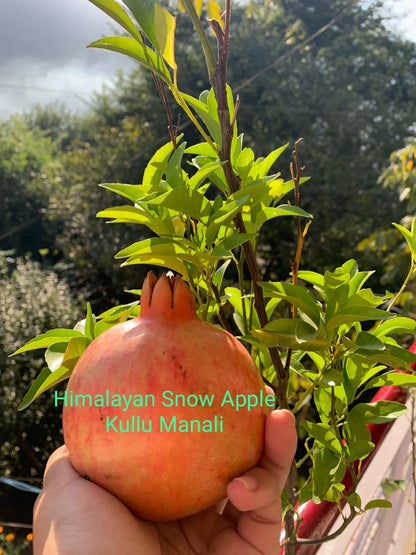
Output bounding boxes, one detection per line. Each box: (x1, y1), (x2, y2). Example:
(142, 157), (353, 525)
(281, 341), (416, 554)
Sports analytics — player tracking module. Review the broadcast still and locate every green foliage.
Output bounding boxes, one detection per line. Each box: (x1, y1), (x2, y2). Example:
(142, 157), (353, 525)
(0, 116), (61, 256)
(359, 138), (416, 310)
(0, 255), (79, 477)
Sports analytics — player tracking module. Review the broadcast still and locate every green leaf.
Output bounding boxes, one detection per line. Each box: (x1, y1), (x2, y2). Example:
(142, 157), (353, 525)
(360, 343), (416, 371)
(85, 303), (96, 340)
(364, 371), (416, 389)
(99, 183), (150, 203)
(96, 205), (172, 235)
(301, 422), (342, 454)
(88, 36), (171, 83)
(205, 196), (249, 245)
(212, 233), (257, 256)
(252, 318), (329, 351)
(364, 499), (392, 510)
(116, 236), (225, 275)
(212, 260), (231, 290)
(121, 0), (176, 68)
(259, 281), (321, 327)
(165, 142), (186, 187)
(185, 142), (217, 158)
(255, 205), (313, 230)
(10, 329), (85, 356)
(355, 331), (386, 351)
(298, 270), (325, 289)
(373, 316), (416, 338)
(143, 137), (182, 187)
(18, 368), (52, 410)
(182, 92), (221, 146)
(153, 2), (176, 70)
(18, 366), (72, 410)
(97, 302), (140, 321)
(347, 492), (362, 509)
(349, 400), (408, 424)
(145, 186), (212, 220)
(235, 147), (255, 182)
(188, 160), (224, 189)
(257, 143), (289, 177)
(326, 306), (395, 331)
(311, 448), (343, 503)
(393, 221), (416, 258)
(87, 0), (142, 41)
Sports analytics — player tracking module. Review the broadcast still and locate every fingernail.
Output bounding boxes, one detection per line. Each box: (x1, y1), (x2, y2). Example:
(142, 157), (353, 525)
(233, 476), (258, 491)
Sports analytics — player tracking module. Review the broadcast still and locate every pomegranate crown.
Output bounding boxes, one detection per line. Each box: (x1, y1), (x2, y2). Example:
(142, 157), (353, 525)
(139, 271), (197, 321)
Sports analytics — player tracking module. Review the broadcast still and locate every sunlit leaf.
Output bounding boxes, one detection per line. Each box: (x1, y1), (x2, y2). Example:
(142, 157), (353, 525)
(10, 329), (85, 356)
(87, 0), (142, 41)
(88, 36), (171, 83)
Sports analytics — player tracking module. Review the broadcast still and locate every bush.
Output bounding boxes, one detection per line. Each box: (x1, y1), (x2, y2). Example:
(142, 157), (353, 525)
(0, 255), (80, 478)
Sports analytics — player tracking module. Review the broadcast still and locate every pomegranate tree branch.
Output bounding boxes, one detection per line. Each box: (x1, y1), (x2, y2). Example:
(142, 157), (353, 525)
(207, 0), (288, 409)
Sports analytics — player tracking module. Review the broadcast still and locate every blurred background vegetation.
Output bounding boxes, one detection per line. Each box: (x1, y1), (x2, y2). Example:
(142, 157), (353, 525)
(1, 0), (416, 522)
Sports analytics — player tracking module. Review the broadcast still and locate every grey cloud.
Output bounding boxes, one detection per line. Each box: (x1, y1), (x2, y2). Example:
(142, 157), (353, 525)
(0, 0), (136, 118)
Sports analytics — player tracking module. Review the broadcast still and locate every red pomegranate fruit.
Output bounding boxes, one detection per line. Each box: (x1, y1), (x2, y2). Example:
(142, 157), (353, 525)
(62, 271), (269, 521)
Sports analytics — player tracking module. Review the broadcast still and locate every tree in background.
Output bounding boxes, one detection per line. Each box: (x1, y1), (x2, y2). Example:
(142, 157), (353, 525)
(0, 256), (80, 477)
(359, 137), (416, 306)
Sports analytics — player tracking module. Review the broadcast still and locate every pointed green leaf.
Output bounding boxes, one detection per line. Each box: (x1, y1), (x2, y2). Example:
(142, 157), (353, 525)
(326, 306), (395, 331)
(364, 371), (416, 389)
(145, 186), (212, 220)
(364, 499), (392, 510)
(120, 253), (189, 275)
(188, 160), (224, 189)
(355, 331), (386, 351)
(301, 422), (342, 454)
(88, 0), (142, 41)
(18, 368), (53, 411)
(393, 221), (416, 257)
(143, 136), (183, 187)
(154, 3), (176, 70)
(96, 205), (172, 235)
(99, 183), (151, 203)
(373, 316), (416, 338)
(259, 282), (321, 327)
(257, 143), (289, 177)
(10, 329), (85, 356)
(88, 36), (171, 83)
(349, 401), (408, 424)
(182, 92), (221, 146)
(252, 318), (329, 351)
(122, 0), (159, 51)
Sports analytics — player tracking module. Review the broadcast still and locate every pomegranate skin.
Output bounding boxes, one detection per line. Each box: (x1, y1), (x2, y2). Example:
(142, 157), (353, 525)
(63, 273), (268, 521)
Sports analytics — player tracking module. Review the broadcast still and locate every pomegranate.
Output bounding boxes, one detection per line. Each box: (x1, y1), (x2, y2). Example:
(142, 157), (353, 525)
(62, 272), (269, 521)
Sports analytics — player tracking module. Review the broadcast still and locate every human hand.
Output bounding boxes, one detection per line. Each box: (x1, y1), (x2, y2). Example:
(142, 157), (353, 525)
(33, 409), (297, 555)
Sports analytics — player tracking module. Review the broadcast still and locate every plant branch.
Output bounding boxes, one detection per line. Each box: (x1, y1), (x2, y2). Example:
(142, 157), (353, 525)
(385, 256), (416, 313)
(295, 507), (358, 546)
(181, 0), (217, 80)
(151, 72), (178, 149)
(212, 282), (234, 334)
(205, 0), (289, 408)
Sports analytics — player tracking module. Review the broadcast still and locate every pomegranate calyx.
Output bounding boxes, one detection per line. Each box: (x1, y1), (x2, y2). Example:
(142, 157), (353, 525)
(139, 271), (197, 321)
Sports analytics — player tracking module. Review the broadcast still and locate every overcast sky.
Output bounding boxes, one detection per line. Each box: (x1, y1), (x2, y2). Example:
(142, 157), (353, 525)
(0, 0), (415, 121)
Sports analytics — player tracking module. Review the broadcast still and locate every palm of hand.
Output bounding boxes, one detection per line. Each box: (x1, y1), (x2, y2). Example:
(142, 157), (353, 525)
(33, 410), (296, 555)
